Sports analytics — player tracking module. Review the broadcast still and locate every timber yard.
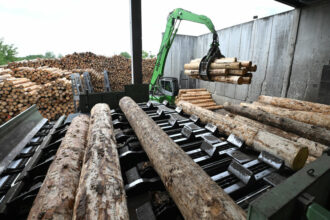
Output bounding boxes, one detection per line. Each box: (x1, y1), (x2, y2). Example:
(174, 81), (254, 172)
(0, 0), (329, 219)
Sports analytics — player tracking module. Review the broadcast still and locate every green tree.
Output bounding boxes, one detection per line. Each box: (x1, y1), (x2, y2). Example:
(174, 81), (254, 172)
(120, 52), (131, 59)
(44, 51), (56, 58)
(142, 50), (149, 59)
(57, 53), (63, 58)
(148, 51), (156, 58)
(0, 38), (18, 65)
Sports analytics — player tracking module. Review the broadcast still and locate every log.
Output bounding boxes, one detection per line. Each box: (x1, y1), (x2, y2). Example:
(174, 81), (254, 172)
(188, 75), (244, 84)
(214, 57), (237, 63)
(184, 62), (241, 70)
(177, 95), (211, 100)
(28, 115), (90, 220)
(119, 97), (246, 220)
(206, 105), (223, 110)
(223, 103), (330, 146)
(184, 69), (228, 76)
(181, 91), (211, 97)
(195, 102), (216, 107)
(72, 104), (128, 220)
(241, 102), (330, 130)
(211, 75), (243, 84)
(177, 101), (308, 170)
(242, 76), (252, 84)
(226, 112), (328, 157)
(178, 88), (206, 93)
(188, 99), (215, 104)
(228, 69), (247, 75)
(248, 65), (257, 71)
(258, 95), (330, 114)
(240, 61), (252, 68)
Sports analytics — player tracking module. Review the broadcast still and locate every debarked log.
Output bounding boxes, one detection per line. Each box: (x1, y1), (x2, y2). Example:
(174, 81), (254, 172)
(119, 96), (246, 220)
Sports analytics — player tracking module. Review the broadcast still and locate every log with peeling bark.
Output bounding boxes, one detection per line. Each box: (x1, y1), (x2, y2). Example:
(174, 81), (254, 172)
(73, 104), (128, 220)
(241, 102), (330, 130)
(223, 103), (330, 146)
(184, 69), (228, 76)
(177, 100), (308, 170)
(184, 62), (241, 70)
(28, 115), (90, 220)
(225, 111), (328, 157)
(119, 96), (246, 220)
(189, 75), (246, 84)
(258, 95), (330, 114)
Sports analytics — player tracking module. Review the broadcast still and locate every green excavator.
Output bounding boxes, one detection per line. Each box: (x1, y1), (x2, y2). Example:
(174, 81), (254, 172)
(149, 8), (224, 105)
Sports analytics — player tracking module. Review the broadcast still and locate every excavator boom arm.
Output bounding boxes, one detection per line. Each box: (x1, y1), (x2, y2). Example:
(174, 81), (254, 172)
(149, 8), (218, 90)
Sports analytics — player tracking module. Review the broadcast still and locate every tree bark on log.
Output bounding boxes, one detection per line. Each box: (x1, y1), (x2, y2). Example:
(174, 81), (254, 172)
(223, 103), (330, 146)
(184, 62), (241, 70)
(214, 57), (237, 63)
(178, 88), (206, 94)
(177, 101), (308, 170)
(258, 95), (330, 114)
(119, 97), (246, 220)
(184, 69), (228, 76)
(241, 102), (330, 130)
(28, 115), (90, 220)
(72, 104), (128, 220)
(177, 95), (212, 100)
(226, 112), (327, 157)
(189, 75), (244, 84)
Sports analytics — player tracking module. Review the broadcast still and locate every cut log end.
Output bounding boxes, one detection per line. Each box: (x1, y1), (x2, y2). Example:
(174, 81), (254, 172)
(292, 147), (309, 170)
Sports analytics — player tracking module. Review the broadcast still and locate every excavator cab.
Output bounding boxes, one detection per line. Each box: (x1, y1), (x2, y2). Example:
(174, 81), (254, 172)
(159, 77), (179, 97)
(150, 77), (179, 104)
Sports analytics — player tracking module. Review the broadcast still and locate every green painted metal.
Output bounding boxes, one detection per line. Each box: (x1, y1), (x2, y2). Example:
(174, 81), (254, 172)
(149, 8), (218, 104)
(247, 153), (330, 220)
(149, 94), (175, 104)
(307, 203), (330, 220)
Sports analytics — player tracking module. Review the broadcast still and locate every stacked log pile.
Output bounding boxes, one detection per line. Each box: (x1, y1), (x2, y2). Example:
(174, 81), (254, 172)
(1, 53), (156, 124)
(11, 67), (72, 84)
(175, 88), (223, 110)
(184, 57), (256, 84)
(0, 70), (40, 123)
(6, 52), (156, 91)
(38, 78), (74, 120)
(0, 68), (74, 124)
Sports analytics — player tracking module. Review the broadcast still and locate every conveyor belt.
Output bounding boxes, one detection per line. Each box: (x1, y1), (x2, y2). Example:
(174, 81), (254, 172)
(0, 102), (295, 220)
(113, 101), (293, 220)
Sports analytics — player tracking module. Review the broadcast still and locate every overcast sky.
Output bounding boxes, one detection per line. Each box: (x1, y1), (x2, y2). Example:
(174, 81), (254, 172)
(0, 0), (292, 57)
